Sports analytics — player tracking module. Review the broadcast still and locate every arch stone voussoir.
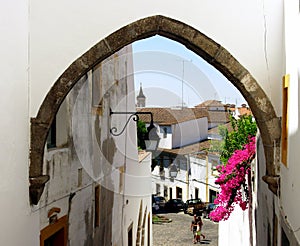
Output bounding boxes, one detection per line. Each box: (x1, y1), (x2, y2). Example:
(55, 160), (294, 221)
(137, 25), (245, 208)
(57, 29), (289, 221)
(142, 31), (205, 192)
(29, 15), (281, 204)
(158, 16), (222, 63)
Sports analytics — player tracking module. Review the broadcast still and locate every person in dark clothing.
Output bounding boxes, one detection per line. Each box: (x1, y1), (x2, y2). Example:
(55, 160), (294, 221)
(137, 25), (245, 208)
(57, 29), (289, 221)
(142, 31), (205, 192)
(190, 215), (205, 243)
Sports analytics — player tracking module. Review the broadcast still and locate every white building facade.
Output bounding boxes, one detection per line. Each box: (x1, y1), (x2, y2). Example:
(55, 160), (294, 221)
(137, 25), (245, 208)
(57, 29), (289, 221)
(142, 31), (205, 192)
(172, 118), (208, 148)
(152, 141), (220, 204)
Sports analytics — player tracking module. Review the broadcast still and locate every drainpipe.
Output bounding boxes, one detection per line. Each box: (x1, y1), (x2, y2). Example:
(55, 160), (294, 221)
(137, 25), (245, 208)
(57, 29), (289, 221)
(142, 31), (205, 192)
(205, 155), (209, 202)
(186, 154), (190, 201)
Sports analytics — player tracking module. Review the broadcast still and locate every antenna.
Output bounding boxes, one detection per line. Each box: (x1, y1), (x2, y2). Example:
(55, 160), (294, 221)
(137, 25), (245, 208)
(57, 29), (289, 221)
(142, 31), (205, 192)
(180, 59), (192, 109)
(181, 60), (184, 109)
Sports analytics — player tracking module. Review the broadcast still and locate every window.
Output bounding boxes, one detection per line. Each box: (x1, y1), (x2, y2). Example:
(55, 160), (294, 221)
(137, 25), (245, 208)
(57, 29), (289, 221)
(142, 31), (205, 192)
(163, 156), (170, 166)
(160, 126), (171, 138)
(209, 189), (217, 203)
(164, 186), (168, 198)
(195, 188), (199, 199)
(163, 127), (167, 138)
(281, 74), (289, 166)
(46, 118), (56, 149)
(176, 187), (182, 199)
(94, 185), (100, 228)
(156, 184), (160, 195)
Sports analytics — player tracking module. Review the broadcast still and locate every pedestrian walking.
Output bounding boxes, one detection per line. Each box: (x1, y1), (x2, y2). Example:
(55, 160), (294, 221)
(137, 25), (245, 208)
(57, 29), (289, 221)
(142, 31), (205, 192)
(195, 219), (205, 243)
(190, 214), (198, 243)
(191, 215), (206, 244)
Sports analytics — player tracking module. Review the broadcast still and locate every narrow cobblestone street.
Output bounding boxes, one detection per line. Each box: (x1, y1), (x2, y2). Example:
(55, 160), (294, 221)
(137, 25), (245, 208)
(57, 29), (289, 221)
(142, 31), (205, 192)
(153, 212), (218, 246)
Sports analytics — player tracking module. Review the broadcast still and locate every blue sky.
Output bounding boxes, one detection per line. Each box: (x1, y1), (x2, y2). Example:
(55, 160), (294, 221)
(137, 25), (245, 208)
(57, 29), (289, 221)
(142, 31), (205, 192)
(132, 35), (246, 107)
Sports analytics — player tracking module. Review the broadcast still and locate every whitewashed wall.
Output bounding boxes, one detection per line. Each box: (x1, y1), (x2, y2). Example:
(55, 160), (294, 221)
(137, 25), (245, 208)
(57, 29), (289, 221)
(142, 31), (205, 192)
(189, 155), (219, 203)
(0, 1), (39, 245)
(189, 156), (207, 201)
(254, 135), (275, 245)
(126, 152), (152, 245)
(172, 117), (208, 148)
(0, 0), (289, 245)
(157, 117), (208, 149)
(157, 125), (172, 149)
(218, 207), (250, 246)
(281, 0), (300, 243)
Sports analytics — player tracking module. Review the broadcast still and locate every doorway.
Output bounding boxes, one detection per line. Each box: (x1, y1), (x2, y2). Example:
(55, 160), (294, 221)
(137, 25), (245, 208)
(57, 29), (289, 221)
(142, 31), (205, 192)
(40, 216), (68, 246)
(176, 187), (182, 199)
(169, 187), (173, 199)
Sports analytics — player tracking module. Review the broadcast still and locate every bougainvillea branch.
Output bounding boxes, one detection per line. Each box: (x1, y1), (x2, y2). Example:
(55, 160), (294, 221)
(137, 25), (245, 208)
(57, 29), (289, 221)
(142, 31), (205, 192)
(209, 136), (256, 222)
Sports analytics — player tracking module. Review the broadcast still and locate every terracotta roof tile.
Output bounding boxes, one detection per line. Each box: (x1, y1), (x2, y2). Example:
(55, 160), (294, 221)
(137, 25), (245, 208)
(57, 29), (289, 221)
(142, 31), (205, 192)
(238, 107), (252, 116)
(137, 107), (208, 125)
(195, 100), (224, 108)
(207, 111), (230, 123)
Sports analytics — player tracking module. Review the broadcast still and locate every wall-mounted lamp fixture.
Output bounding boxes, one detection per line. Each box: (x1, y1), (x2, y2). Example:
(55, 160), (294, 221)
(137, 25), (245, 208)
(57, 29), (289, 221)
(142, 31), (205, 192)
(110, 108), (160, 152)
(169, 163), (178, 178)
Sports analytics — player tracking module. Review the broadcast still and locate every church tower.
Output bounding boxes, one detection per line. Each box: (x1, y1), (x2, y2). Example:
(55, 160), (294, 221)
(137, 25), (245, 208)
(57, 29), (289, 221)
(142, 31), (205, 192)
(136, 83), (146, 107)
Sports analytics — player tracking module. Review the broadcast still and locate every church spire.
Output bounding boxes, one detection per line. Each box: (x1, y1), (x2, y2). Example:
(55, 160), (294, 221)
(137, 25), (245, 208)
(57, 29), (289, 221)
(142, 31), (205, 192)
(136, 83), (146, 107)
(138, 83), (145, 98)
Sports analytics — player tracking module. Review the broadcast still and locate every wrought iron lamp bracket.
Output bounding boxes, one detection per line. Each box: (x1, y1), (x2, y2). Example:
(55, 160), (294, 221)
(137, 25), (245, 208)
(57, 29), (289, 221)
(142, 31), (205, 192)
(110, 108), (153, 136)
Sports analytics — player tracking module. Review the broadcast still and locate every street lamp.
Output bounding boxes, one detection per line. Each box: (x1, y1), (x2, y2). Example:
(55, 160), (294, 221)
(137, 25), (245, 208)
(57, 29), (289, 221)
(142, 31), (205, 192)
(144, 120), (160, 152)
(169, 163), (178, 178)
(110, 108), (160, 153)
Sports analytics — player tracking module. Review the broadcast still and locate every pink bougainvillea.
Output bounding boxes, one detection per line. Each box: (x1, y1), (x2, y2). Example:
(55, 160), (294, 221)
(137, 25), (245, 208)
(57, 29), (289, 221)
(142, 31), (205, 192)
(209, 136), (256, 222)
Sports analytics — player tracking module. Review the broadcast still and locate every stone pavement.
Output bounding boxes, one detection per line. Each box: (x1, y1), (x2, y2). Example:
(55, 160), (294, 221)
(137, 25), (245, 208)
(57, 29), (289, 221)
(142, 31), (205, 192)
(153, 212), (218, 246)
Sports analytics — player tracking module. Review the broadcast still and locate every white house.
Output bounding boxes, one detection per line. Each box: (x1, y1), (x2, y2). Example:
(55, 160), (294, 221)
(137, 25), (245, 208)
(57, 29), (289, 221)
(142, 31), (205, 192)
(151, 138), (220, 204)
(1, 1), (299, 245)
(138, 107), (209, 149)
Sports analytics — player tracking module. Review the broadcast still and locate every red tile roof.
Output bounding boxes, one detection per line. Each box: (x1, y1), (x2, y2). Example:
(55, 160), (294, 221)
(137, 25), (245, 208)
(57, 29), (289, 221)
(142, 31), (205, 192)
(137, 106), (230, 125)
(137, 107), (208, 125)
(207, 111), (230, 123)
(195, 100), (225, 108)
(238, 107), (252, 116)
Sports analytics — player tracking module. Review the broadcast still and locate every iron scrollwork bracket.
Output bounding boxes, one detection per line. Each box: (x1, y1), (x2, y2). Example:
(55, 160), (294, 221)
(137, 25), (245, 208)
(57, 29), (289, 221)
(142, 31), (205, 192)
(110, 108), (153, 136)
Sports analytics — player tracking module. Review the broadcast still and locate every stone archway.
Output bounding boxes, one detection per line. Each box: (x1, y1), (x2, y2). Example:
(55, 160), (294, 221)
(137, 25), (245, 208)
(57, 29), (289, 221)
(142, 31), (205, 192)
(29, 15), (280, 205)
